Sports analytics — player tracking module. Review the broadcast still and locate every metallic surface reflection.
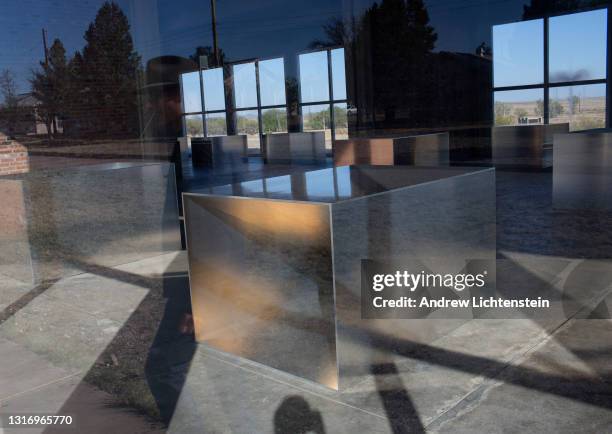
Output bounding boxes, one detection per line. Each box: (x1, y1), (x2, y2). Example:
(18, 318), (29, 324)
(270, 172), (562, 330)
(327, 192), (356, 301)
(184, 166), (496, 389)
(191, 135), (248, 168)
(492, 123), (569, 168)
(333, 133), (450, 167)
(554, 130), (612, 209)
(262, 132), (326, 164)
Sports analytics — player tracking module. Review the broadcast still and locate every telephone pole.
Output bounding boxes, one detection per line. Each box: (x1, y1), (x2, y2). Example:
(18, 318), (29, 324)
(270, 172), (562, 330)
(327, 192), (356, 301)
(210, 0), (219, 66)
(42, 28), (49, 67)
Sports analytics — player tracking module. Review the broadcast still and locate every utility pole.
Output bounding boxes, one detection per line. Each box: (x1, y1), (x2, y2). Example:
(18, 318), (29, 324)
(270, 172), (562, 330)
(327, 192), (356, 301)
(210, 0), (219, 67)
(42, 28), (49, 67)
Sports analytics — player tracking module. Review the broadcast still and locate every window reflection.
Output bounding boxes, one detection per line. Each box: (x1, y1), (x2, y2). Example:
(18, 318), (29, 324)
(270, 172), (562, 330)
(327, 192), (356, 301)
(549, 9), (607, 83)
(549, 84), (606, 131)
(493, 19), (544, 88)
(302, 104), (332, 148)
(494, 88), (544, 126)
(183, 114), (204, 137)
(331, 48), (347, 101)
(305, 168), (335, 200)
(259, 58), (286, 106)
(206, 112), (226, 136)
(203, 67), (225, 111)
(262, 108), (287, 133)
(333, 103), (348, 140)
(299, 51), (330, 103)
(180, 71), (202, 113)
(233, 62), (258, 109)
(236, 109), (260, 149)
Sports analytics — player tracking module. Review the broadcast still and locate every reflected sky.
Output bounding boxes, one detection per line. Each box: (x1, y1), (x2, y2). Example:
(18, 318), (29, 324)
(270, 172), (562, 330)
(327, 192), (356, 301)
(299, 51), (329, 103)
(494, 88), (543, 103)
(493, 19), (544, 87)
(331, 48), (346, 101)
(233, 62), (258, 109)
(200, 166), (482, 203)
(202, 67), (225, 111)
(549, 9), (607, 82)
(180, 71), (202, 113)
(259, 58), (286, 106)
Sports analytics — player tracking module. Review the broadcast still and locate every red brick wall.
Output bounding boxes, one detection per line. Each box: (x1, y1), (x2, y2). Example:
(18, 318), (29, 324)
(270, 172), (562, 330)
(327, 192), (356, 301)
(0, 141), (29, 176)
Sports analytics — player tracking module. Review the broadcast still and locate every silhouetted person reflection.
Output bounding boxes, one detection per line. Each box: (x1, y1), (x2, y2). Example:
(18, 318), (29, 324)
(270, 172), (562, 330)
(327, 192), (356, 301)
(274, 396), (326, 434)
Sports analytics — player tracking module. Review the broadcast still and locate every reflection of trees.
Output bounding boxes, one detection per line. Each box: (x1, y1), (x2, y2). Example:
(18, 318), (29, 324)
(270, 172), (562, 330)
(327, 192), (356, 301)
(262, 108), (287, 133)
(0, 70), (32, 137)
(29, 1), (141, 139)
(31, 39), (68, 141)
(313, 0), (491, 131)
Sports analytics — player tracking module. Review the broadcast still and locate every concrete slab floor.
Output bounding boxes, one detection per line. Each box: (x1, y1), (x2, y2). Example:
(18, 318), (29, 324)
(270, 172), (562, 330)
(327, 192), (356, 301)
(0, 171), (611, 433)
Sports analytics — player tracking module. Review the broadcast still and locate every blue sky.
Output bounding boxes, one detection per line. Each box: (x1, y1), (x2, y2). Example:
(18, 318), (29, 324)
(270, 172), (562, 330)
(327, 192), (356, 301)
(0, 0), (130, 93)
(494, 8), (607, 88)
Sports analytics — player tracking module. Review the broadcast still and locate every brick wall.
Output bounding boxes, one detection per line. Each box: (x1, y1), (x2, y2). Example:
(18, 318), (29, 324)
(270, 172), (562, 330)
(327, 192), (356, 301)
(0, 140), (29, 176)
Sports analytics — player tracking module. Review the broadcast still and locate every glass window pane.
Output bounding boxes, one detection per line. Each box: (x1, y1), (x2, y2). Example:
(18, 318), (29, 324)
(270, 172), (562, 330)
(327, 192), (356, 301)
(299, 51), (330, 103)
(180, 71), (202, 113)
(493, 19), (544, 87)
(333, 103), (348, 140)
(206, 112), (226, 136)
(203, 67), (225, 111)
(236, 109), (260, 150)
(233, 62), (258, 109)
(302, 103), (331, 149)
(549, 9), (607, 83)
(259, 58), (286, 106)
(261, 107), (287, 133)
(183, 114), (204, 137)
(549, 84), (606, 131)
(494, 88), (544, 126)
(331, 48), (347, 100)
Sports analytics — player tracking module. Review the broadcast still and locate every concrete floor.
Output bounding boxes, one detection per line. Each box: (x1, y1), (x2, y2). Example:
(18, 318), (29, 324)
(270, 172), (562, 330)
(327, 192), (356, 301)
(1, 169), (612, 433)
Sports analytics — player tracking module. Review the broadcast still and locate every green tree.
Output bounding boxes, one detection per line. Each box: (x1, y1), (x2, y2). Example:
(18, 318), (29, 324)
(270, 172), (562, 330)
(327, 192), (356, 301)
(30, 39), (69, 140)
(262, 108), (287, 133)
(77, 1), (142, 136)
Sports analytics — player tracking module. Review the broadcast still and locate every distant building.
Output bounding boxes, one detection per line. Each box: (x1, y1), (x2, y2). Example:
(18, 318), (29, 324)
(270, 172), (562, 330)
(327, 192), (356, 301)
(0, 93), (62, 137)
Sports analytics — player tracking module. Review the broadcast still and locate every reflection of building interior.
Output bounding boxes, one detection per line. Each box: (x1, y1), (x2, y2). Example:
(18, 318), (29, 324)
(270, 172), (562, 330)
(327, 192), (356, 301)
(3, 1), (612, 433)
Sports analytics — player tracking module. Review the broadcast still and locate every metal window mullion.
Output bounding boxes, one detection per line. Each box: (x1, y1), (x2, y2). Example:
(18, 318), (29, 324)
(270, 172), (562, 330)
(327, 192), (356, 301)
(255, 61), (264, 145)
(199, 68), (208, 137)
(327, 49), (336, 144)
(544, 16), (550, 123)
(607, 5), (611, 128)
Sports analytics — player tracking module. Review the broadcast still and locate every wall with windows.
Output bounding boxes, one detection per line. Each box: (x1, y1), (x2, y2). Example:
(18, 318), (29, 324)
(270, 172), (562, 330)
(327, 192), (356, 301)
(493, 8), (608, 131)
(179, 48), (347, 152)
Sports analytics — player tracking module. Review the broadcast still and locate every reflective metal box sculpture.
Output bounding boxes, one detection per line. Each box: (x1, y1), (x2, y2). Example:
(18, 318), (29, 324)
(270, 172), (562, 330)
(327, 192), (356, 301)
(492, 123), (569, 168)
(183, 166), (496, 389)
(191, 135), (248, 168)
(0, 162), (181, 284)
(262, 131), (326, 164)
(553, 130), (612, 209)
(333, 132), (450, 167)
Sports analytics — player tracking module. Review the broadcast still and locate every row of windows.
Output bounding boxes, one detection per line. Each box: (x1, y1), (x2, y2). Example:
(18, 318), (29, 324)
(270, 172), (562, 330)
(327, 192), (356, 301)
(180, 48), (348, 150)
(493, 8), (608, 131)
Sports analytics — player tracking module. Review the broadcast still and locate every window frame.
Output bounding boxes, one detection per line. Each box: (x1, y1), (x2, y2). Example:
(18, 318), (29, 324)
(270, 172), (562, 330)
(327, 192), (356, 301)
(297, 46), (349, 145)
(492, 7), (609, 127)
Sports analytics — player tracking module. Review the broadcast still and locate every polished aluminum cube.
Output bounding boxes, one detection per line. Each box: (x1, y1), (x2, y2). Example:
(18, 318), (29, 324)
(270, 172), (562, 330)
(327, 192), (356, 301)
(262, 131), (326, 164)
(191, 135), (248, 168)
(492, 123), (569, 168)
(183, 165), (496, 389)
(554, 130), (612, 209)
(333, 132), (449, 166)
(0, 162), (181, 284)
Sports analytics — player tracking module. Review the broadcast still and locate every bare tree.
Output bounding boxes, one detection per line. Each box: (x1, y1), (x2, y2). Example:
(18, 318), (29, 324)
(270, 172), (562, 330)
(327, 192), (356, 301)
(0, 69), (20, 136)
